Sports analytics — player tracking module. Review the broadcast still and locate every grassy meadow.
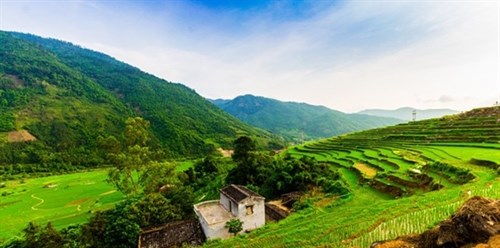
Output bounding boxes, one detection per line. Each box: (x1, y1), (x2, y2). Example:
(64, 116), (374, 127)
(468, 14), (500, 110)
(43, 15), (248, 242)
(0, 169), (123, 243)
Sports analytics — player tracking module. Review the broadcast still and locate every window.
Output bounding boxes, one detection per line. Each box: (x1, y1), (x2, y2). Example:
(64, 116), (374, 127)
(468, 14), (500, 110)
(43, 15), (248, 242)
(246, 205), (254, 215)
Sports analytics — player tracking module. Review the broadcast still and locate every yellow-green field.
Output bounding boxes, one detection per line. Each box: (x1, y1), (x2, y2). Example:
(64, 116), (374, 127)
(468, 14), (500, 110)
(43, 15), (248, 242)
(0, 170), (123, 244)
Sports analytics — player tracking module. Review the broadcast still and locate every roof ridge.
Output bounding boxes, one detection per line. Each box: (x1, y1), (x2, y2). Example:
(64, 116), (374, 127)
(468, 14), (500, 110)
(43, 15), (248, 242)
(233, 184), (251, 197)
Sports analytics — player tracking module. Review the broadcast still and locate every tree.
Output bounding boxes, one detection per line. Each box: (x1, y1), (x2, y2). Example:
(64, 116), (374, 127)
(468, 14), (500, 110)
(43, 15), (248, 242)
(107, 117), (155, 195)
(194, 156), (218, 176)
(225, 219), (243, 236)
(122, 193), (183, 227)
(227, 152), (272, 185)
(141, 162), (178, 194)
(38, 222), (64, 248)
(232, 136), (255, 163)
(23, 222), (40, 248)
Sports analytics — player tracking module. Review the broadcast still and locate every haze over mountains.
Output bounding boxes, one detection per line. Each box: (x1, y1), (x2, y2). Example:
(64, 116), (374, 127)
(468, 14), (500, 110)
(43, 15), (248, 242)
(357, 107), (459, 121)
(210, 95), (403, 142)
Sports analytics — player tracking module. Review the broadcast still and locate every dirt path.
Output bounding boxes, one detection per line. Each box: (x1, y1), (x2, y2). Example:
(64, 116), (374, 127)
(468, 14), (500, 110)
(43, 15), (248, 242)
(31, 194), (44, 210)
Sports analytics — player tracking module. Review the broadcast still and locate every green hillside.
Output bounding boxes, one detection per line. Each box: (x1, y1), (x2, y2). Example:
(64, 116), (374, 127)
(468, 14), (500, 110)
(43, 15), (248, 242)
(211, 95), (403, 142)
(0, 31), (274, 173)
(209, 106), (499, 247)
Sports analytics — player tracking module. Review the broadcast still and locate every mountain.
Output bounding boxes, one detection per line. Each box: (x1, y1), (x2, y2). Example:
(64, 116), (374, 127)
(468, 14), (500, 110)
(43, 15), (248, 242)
(0, 31), (275, 170)
(210, 95), (403, 142)
(357, 107), (459, 121)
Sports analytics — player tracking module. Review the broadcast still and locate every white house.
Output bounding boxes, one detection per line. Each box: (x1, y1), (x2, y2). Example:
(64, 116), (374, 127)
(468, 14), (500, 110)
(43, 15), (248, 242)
(193, 184), (265, 240)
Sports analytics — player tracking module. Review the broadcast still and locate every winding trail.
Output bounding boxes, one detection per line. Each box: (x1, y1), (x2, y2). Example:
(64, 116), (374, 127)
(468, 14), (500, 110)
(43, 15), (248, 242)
(31, 194), (44, 210)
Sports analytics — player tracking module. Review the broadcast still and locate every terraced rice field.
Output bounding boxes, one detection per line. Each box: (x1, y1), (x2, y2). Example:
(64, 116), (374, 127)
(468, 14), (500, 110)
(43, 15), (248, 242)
(207, 107), (499, 247)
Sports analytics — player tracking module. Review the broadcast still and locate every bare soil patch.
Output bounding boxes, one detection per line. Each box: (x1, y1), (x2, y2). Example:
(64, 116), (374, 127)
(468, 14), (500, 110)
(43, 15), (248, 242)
(217, 148), (233, 157)
(372, 196), (500, 248)
(8, 130), (37, 142)
(66, 198), (90, 206)
(354, 163), (377, 178)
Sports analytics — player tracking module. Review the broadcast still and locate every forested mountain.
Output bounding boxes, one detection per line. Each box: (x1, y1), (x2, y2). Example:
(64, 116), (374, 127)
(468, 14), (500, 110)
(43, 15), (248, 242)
(0, 31), (274, 172)
(357, 107), (459, 121)
(210, 95), (403, 142)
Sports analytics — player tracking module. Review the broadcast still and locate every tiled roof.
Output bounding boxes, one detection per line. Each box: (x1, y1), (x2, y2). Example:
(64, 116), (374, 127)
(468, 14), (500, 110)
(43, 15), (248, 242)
(220, 184), (264, 203)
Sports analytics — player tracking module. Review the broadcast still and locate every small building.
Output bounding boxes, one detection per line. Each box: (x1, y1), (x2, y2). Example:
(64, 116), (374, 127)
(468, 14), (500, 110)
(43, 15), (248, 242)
(194, 184), (265, 240)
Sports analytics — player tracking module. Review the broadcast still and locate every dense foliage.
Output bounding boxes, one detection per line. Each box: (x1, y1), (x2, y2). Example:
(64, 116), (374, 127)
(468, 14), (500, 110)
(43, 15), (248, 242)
(211, 94), (402, 142)
(0, 31), (280, 177)
(226, 136), (349, 199)
(8, 32), (276, 155)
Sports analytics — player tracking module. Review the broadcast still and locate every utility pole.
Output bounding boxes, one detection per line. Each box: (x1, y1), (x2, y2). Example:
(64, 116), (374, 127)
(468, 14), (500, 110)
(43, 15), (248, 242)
(412, 110), (417, 122)
(301, 121), (305, 144)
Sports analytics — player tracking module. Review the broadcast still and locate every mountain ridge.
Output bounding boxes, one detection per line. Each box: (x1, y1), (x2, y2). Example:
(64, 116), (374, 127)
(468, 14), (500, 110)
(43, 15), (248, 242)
(210, 94), (403, 142)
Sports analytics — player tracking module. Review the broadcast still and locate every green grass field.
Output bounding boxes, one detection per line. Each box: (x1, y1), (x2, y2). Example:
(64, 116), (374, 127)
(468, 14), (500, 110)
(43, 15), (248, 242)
(0, 169), (123, 244)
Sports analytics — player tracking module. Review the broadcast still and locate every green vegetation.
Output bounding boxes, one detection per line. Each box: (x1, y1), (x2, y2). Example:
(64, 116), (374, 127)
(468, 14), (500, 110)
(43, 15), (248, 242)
(205, 106), (500, 247)
(211, 94), (402, 142)
(0, 31), (281, 177)
(1, 118), (197, 247)
(225, 136), (349, 200)
(225, 219), (243, 237)
(1, 30), (498, 248)
(0, 169), (122, 243)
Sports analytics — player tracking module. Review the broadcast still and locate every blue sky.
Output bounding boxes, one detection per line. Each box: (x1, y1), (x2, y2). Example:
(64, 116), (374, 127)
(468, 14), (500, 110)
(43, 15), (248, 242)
(0, 0), (498, 112)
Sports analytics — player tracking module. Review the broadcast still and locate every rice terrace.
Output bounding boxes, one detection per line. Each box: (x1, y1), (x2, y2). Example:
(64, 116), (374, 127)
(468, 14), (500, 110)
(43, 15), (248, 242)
(205, 106), (500, 247)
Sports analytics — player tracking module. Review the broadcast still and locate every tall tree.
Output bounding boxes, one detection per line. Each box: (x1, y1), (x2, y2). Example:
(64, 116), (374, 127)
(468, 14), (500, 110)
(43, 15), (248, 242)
(107, 117), (155, 195)
(232, 136), (256, 163)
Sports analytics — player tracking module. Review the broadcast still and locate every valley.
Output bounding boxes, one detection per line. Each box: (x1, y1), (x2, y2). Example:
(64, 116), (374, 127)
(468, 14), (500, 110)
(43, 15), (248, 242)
(0, 170), (122, 243)
(0, 15), (500, 248)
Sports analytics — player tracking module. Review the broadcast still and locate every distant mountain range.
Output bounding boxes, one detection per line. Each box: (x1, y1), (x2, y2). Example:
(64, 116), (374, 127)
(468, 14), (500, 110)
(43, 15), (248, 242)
(210, 95), (403, 142)
(357, 107), (459, 121)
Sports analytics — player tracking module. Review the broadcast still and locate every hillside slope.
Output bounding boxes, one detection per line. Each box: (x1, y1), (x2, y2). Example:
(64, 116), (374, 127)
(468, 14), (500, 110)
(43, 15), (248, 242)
(358, 107), (459, 121)
(0, 31), (273, 170)
(345, 106), (499, 143)
(211, 95), (403, 142)
(210, 106), (499, 247)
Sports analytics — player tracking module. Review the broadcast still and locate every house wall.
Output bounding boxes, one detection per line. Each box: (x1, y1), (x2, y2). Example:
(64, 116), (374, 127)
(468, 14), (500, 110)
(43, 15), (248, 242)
(201, 220), (232, 240)
(220, 193), (239, 216)
(237, 197), (265, 232)
(194, 189), (265, 241)
(194, 200), (234, 240)
(220, 194), (230, 211)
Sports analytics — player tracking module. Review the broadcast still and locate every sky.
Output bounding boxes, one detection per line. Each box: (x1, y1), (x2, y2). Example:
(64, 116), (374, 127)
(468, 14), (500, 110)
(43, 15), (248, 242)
(0, 0), (499, 112)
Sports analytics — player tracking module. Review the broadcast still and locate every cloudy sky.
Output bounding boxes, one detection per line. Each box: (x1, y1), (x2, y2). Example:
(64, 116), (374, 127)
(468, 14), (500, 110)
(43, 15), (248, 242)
(1, 0), (498, 112)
